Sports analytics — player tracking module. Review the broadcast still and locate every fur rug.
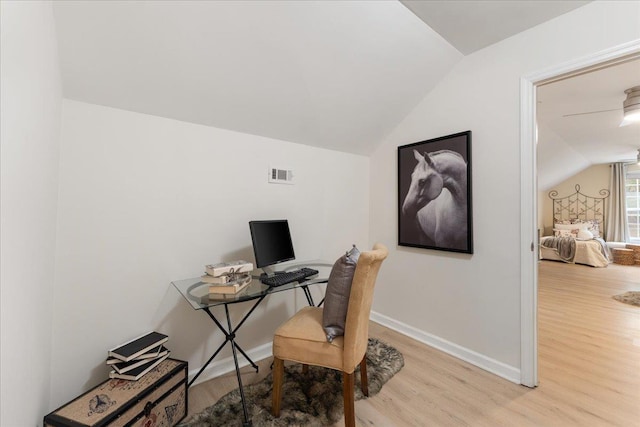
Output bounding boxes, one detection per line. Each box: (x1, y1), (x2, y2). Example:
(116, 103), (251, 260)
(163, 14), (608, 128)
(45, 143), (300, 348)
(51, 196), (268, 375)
(612, 291), (640, 307)
(180, 338), (404, 427)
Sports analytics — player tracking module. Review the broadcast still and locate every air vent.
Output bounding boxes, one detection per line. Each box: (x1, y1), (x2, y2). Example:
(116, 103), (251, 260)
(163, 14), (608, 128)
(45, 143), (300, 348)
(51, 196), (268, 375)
(268, 166), (294, 185)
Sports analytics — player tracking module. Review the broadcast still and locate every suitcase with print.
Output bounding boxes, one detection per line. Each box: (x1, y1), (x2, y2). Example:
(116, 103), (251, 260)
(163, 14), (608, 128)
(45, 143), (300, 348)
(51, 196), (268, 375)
(44, 358), (188, 427)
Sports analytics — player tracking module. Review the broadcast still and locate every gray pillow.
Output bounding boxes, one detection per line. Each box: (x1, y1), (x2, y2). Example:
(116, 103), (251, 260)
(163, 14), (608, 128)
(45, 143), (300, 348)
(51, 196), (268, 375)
(322, 245), (360, 342)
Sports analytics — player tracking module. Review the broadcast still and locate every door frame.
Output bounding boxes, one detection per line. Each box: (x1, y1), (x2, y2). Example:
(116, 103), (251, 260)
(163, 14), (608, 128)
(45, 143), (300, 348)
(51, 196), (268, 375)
(519, 39), (640, 387)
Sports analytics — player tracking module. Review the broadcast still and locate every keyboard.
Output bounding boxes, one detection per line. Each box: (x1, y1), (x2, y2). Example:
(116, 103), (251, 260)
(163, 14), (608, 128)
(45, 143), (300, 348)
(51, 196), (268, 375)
(260, 267), (319, 287)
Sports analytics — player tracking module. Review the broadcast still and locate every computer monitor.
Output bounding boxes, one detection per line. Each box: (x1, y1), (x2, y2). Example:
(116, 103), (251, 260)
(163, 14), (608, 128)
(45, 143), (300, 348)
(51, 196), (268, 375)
(249, 220), (296, 276)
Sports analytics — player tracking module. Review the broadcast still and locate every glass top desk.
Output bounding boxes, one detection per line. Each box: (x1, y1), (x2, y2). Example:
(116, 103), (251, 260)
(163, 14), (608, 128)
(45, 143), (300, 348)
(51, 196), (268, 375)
(171, 261), (331, 427)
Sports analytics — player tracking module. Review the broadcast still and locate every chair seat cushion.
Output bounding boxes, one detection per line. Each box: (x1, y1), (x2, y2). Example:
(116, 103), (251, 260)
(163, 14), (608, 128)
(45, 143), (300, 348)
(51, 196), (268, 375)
(273, 306), (345, 371)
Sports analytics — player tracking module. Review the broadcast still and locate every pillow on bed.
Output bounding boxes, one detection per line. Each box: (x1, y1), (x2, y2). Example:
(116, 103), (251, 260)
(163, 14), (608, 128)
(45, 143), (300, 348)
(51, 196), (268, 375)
(576, 229), (594, 240)
(577, 219), (601, 238)
(555, 223), (589, 231)
(553, 228), (579, 238)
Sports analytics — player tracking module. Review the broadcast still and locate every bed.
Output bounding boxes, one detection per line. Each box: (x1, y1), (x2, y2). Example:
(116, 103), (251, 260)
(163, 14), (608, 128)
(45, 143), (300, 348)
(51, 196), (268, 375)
(539, 185), (610, 268)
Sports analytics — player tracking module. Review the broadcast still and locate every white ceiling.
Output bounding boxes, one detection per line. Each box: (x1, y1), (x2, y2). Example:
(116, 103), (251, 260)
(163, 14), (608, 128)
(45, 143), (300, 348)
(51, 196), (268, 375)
(537, 58), (640, 190)
(53, 1), (595, 156)
(53, 1), (461, 155)
(400, 0), (590, 55)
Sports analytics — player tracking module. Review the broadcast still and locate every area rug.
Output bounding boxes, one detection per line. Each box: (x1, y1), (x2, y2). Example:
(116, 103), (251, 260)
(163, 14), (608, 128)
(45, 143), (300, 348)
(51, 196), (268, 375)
(180, 337), (404, 427)
(612, 291), (640, 307)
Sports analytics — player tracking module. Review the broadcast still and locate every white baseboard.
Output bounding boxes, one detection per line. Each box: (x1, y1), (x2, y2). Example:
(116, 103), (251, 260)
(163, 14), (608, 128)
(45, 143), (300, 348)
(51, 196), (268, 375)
(188, 313), (520, 386)
(370, 311), (521, 384)
(188, 341), (273, 386)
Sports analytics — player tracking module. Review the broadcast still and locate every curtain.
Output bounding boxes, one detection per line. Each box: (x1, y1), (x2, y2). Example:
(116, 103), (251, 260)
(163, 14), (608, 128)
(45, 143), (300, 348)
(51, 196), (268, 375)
(605, 162), (629, 242)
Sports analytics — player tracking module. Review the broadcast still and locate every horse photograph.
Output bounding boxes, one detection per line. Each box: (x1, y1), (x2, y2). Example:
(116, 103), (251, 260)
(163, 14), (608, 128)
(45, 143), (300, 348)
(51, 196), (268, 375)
(397, 131), (473, 254)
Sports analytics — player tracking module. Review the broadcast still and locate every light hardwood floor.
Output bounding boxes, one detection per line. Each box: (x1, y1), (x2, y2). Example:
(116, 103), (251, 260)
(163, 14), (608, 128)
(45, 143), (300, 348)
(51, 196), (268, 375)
(187, 261), (640, 426)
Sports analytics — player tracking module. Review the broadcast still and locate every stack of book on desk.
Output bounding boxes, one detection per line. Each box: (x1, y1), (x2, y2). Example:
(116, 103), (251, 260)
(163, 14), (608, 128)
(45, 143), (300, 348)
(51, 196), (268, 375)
(107, 331), (170, 380)
(201, 260), (254, 296)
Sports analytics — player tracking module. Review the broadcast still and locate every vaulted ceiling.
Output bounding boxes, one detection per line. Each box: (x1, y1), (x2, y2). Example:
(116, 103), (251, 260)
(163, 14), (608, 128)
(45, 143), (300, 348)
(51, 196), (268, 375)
(53, 1), (461, 155)
(52, 1), (590, 156)
(537, 58), (640, 190)
(400, 0), (590, 55)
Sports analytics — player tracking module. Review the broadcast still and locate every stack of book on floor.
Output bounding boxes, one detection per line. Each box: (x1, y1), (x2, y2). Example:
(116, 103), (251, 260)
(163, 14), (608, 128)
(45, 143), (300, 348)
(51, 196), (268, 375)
(107, 331), (170, 380)
(201, 260), (254, 296)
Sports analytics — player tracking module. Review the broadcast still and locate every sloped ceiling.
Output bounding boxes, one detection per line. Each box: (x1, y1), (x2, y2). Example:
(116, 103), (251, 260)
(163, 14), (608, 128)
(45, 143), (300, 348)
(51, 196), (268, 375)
(537, 58), (640, 190)
(53, 1), (593, 155)
(53, 1), (461, 155)
(400, 0), (589, 55)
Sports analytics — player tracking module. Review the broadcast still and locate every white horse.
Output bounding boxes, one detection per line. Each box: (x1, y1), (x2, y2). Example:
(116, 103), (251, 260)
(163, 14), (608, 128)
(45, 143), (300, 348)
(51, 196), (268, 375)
(402, 149), (468, 250)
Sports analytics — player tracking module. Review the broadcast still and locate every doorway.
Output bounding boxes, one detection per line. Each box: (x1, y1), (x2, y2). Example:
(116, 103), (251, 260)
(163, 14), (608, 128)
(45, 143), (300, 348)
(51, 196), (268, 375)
(519, 40), (640, 387)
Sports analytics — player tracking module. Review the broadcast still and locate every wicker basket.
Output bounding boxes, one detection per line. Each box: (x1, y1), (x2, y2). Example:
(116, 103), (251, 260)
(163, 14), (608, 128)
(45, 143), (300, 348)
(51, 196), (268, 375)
(625, 244), (640, 265)
(612, 248), (635, 265)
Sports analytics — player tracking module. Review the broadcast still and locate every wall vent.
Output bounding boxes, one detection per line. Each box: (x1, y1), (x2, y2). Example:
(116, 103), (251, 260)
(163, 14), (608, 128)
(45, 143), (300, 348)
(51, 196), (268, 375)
(268, 166), (294, 184)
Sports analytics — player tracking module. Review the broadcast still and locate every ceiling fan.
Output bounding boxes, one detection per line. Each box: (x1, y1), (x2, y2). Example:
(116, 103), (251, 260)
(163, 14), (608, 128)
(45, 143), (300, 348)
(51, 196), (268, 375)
(621, 148), (640, 166)
(562, 86), (640, 126)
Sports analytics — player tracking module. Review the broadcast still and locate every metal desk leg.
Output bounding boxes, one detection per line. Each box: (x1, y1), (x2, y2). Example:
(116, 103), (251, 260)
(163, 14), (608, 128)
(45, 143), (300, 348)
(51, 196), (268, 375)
(188, 337), (228, 387)
(224, 304), (252, 427)
(187, 306), (256, 387)
(188, 296), (267, 426)
(300, 284), (316, 306)
(228, 295), (266, 373)
(206, 304), (261, 373)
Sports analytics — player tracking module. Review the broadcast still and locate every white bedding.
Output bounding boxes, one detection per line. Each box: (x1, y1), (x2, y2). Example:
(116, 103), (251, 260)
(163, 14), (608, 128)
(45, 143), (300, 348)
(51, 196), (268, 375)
(539, 236), (610, 268)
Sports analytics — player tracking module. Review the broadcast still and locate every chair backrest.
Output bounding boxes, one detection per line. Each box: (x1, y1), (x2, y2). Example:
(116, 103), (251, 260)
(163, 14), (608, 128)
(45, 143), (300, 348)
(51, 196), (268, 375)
(342, 243), (388, 372)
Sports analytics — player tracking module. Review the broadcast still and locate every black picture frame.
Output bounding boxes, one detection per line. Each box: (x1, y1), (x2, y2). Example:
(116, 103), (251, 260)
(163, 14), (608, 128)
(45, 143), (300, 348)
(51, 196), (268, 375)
(397, 131), (473, 254)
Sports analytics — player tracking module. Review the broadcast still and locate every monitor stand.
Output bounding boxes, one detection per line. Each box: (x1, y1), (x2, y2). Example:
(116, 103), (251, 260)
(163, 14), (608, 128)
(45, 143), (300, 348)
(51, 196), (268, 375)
(260, 266), (277, 280)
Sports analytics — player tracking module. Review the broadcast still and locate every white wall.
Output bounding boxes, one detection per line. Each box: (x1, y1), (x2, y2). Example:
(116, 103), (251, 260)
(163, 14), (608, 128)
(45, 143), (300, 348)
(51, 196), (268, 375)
(537, 123), (591, 192)
(370, 0), (640, 382)
(0, 1), (62, 425)
(49, 100), (370, 405)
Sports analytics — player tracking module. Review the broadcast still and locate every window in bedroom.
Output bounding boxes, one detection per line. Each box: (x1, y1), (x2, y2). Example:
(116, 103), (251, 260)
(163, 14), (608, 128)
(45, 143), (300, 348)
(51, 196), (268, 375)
(627, 171), (640, 241)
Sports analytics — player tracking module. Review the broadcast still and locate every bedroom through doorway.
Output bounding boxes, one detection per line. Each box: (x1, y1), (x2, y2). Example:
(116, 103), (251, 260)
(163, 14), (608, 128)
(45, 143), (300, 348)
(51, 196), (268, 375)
(526, 47), (640, 408)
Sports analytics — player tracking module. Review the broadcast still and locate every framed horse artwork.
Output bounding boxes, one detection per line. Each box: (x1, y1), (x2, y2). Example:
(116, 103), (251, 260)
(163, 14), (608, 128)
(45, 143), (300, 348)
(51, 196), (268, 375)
(397, 131), (473, 254)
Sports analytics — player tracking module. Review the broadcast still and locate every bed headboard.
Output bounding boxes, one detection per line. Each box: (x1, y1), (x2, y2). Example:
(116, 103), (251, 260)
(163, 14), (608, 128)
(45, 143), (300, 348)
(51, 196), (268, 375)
(548, 184), (609, 230)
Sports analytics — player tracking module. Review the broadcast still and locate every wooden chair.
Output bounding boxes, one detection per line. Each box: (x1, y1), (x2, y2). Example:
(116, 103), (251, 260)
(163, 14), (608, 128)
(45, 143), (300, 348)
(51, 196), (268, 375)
(271, 243), (388, 427)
